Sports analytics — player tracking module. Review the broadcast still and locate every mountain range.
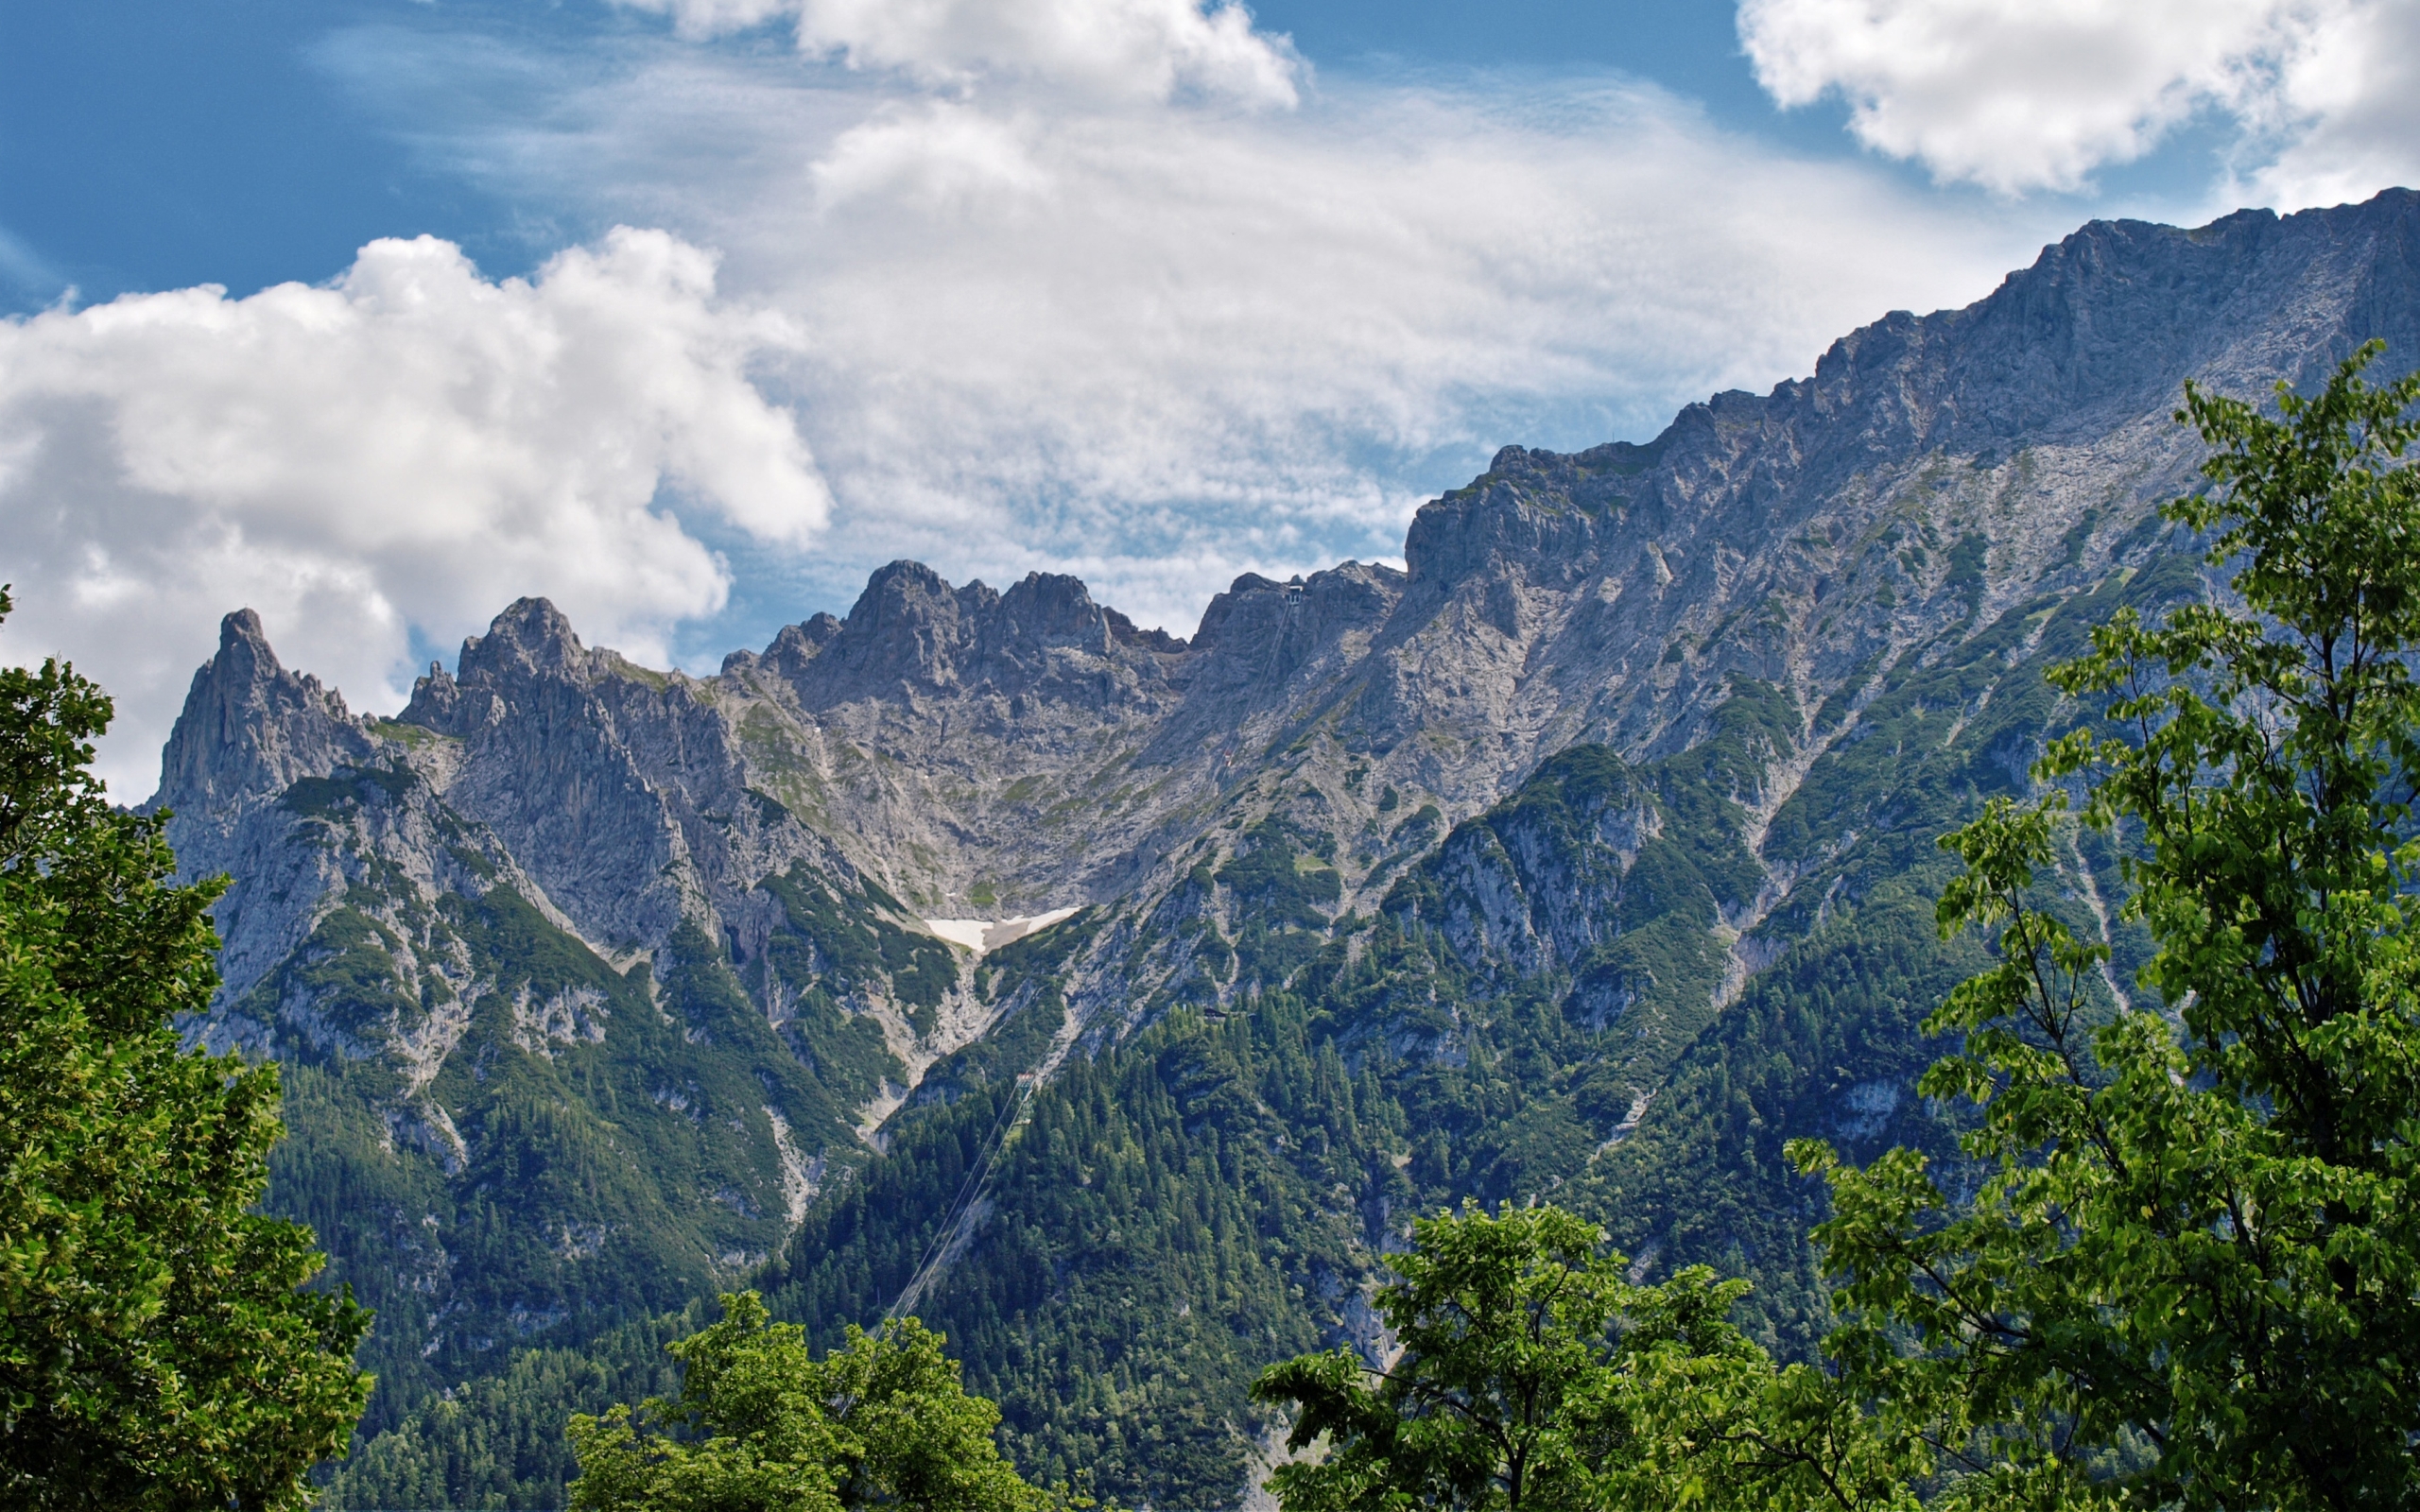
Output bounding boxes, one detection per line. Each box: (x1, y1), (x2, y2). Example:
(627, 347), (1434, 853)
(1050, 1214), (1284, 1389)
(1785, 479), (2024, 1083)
(145, 188), (2420, 1508)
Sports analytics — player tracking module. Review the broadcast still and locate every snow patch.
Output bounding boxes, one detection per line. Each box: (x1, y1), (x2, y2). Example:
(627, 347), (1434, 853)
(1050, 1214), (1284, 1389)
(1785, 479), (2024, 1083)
(920, 907), (1080, 957)
(923, 918), (992, 952)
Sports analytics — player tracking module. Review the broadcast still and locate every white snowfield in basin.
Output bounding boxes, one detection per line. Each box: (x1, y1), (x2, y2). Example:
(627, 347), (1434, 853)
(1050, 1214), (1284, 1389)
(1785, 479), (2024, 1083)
(921, 908), (1081, 957)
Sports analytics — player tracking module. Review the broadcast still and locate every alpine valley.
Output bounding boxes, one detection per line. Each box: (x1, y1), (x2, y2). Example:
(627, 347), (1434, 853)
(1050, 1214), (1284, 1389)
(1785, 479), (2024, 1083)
(145, 191), (2420, 1509)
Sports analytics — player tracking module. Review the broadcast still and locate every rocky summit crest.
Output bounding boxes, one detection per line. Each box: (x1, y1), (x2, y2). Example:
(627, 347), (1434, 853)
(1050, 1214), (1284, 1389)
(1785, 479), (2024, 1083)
(737, 561), (1189, 713)
(150, 609), (374, 833)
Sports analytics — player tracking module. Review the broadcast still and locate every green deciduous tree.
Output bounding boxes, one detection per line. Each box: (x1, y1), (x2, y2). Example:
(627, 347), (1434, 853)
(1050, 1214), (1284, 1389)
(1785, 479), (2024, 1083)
(1251, 1202), (1910, 1512)
(1794, 341), (2420, 1509)
(0, 587), (372, 1509)
(569, 1292), (1056, 1512)
(1251, 1204), (1621, 1512)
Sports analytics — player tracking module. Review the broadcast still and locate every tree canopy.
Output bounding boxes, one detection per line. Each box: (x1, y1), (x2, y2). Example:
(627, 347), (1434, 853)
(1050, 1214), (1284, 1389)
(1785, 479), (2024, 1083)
(1251, 1202), (1912, 1512)
(1796, 341), (2420, 1508)
(569, 1292), (1059, 1512)
(0, 587), (371, 1509)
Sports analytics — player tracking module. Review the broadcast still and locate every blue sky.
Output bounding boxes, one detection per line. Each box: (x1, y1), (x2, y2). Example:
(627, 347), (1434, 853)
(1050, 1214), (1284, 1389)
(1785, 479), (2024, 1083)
(0, 0), (2203, 308)
(1, 4), (1757, 304)
(3, 0), (2415, 793)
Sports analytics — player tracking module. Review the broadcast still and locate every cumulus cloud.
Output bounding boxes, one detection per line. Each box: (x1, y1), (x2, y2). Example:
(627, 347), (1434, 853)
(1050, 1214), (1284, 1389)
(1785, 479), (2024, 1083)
(0, 227), (826, 796)
(610, 0), (1304, 106)
(1737, 0), (2418, 197)
(2238, 0), (2420, 208)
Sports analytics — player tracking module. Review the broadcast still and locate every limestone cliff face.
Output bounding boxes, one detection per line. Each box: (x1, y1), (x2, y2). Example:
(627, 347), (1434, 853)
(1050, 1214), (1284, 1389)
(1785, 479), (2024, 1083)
(156, 183), (2420, 1133)
(402, 596), (767, 954)
(145, 610), (385, 1010)
(150, 610), (377, 840)
(144, 189), (2420, 1417)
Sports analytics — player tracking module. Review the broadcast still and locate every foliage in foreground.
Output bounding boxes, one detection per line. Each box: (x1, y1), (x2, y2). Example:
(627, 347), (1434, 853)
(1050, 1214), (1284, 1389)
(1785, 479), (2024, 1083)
(0, 587), (370, 1509)
(1797, 342), (2420, 1510)
(569, 1291), (1067, 1512)
(1260, 349), (2420, 1510)
(1252, 1203), (1914, 1512)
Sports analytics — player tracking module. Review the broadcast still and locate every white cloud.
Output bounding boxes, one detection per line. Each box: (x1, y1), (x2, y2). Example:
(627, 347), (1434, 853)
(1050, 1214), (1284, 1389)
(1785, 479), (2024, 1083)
(610, 0), (1304, 107)
(2238, 0), (2420, 208)
(17, 6), (2098, 796)
(0, 227), (826, 797)
(354, 36), (2054, 637)
(812, 101), (1057, 211)
(1735, 0), (2413, 196)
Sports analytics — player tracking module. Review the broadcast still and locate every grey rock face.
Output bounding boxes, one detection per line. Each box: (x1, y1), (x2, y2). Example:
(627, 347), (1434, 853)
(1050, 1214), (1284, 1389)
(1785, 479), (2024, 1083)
(400, 596), (714, 950)
(146, 610), (388, 1006)
(158, 186), (2420, 1060)
(775, 562), (1182, 712)
(150, 609), (378, 838)
(141, 189), (2420, 1402)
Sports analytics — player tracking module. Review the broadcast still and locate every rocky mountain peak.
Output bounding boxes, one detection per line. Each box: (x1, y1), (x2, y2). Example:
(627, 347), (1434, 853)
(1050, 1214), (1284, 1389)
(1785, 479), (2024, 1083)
(992, 571), (1111, 654)
(458, 596), (592, 683)
(1783, 187), (2420, 463)
(147, 608), (372, 828)
(851, 558), (965, 624)
(790, 558), (985, 698)
(1160, 560), (1406, 749)
(752, 559), (1184, 714)
(400, 597), (613, 735)
(1190, 561), (1406, 657)
(729, 612), (842, 680)
(221, 605), (270, 656)
(1401, 447), (1616, 596)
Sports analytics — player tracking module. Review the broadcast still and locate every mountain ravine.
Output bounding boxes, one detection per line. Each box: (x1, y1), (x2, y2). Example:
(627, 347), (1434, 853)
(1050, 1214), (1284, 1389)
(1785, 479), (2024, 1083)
(140, 189), (2420, 1508)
